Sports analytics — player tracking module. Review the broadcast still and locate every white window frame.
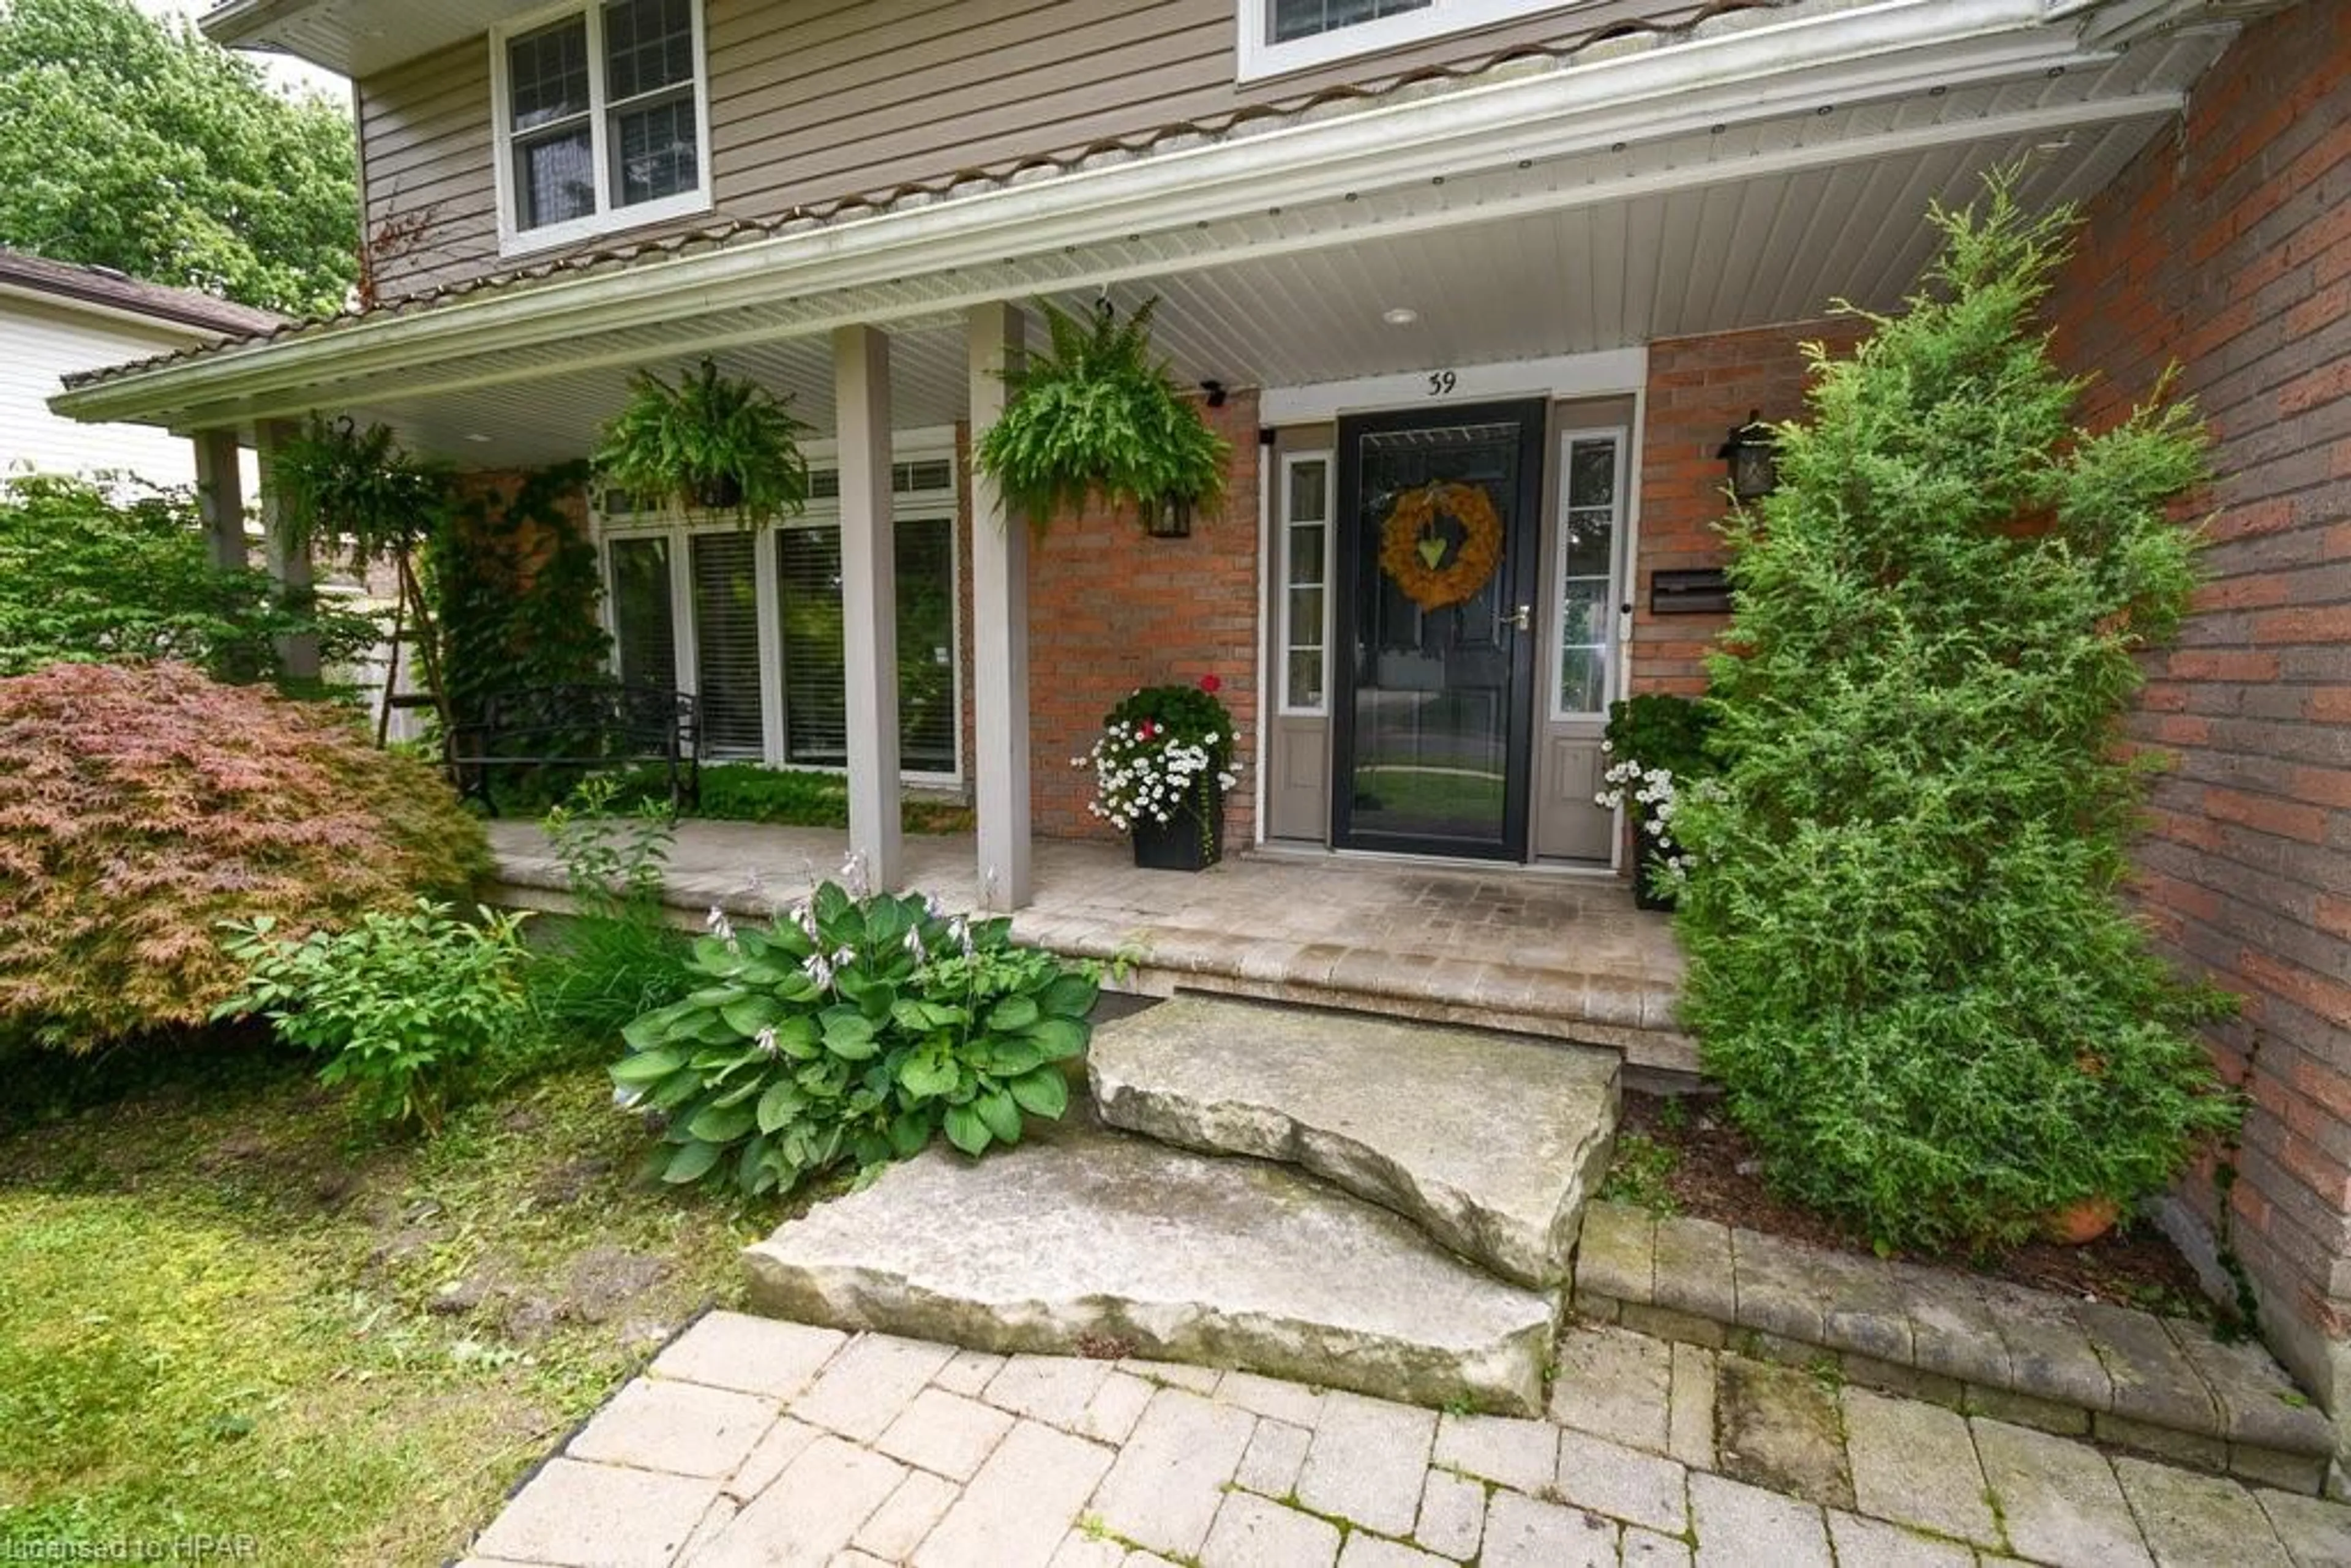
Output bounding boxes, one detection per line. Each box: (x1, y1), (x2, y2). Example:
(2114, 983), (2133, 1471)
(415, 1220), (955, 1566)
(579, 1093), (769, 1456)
(592, 446), (965, 786)
(1550, 424), (1629, 721)
(1237, 0), (1584, 83)
(1277, 449), (1335, 717)
(489, 0), (714, 259)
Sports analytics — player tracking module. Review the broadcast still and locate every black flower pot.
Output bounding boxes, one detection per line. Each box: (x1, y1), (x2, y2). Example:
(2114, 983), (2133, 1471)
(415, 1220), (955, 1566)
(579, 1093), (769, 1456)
(1632, 817), (1677, 913)
(1131, 793), (1223, 872)
(692, 473), (744, 510)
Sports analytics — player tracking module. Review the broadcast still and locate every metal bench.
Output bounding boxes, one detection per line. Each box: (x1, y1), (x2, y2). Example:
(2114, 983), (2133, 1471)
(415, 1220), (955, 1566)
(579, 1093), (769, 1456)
(447, 683), (700, 816)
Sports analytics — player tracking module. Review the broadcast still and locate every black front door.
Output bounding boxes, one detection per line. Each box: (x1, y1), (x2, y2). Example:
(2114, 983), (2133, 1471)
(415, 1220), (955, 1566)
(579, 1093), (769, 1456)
(1332, 400), (1546, 859)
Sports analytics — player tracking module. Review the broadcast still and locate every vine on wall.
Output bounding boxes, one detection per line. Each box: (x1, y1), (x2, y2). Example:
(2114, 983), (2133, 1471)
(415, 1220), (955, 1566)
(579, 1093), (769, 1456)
(428, 462), (609, 727)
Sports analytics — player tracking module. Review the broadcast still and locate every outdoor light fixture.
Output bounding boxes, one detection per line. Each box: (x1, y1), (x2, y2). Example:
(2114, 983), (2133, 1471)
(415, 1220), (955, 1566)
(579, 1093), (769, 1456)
(1717, 410), (1778, 501)
(1146, 495), (1194, 539)
(1382, 306), (1420, 326)
(1199, 379), (1228, 408)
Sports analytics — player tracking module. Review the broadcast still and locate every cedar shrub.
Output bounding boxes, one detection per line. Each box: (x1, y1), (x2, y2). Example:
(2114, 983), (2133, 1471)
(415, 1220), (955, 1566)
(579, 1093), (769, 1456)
(0, 662), (489, 1050)
(1671, 174), (2240, 1251)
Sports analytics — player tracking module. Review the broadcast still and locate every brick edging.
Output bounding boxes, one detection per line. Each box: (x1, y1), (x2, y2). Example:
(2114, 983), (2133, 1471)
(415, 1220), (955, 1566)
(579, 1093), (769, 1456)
(1573, 1201), (2336, 1495)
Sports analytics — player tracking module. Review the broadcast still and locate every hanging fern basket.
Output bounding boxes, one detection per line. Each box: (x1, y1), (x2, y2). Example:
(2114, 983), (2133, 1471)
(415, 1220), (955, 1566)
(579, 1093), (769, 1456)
(591, 357), (812, 527)
(973, 298), (1230, 533)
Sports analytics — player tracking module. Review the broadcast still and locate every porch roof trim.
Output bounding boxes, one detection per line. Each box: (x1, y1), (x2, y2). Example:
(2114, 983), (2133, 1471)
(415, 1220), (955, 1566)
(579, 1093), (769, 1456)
(61, 0), (2178, 430)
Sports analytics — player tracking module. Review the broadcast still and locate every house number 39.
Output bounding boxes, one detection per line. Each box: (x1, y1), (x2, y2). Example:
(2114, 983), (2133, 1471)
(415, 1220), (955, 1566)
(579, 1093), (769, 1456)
(1426, 370), (1458, 396)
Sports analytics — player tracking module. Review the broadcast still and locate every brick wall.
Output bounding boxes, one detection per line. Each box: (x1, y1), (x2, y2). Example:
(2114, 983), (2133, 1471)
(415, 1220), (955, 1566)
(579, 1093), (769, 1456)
(2042, 0), (2351, 1410)
(1023, 391), (1262, 843)
(1630, 320), (1861, 695)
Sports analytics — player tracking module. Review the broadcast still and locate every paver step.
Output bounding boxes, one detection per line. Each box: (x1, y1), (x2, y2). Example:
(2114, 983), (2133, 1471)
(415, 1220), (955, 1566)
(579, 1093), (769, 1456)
(743, 1112), (1560, 1416)
(1087, 995), (1619, 1288)
(1575, 1200), (2338, 1493)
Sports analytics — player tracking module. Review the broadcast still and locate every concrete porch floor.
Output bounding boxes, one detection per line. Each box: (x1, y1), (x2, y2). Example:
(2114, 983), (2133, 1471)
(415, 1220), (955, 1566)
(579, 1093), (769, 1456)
(486, 821), (1693, 1073)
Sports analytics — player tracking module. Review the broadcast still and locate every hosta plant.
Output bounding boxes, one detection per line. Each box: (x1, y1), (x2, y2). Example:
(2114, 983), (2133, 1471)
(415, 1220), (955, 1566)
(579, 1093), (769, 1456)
(610, 881), (1099, 1196)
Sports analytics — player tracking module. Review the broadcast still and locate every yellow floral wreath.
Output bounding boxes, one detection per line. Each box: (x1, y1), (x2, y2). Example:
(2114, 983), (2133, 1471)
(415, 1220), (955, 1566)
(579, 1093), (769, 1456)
(1378, 481), (1503, 612)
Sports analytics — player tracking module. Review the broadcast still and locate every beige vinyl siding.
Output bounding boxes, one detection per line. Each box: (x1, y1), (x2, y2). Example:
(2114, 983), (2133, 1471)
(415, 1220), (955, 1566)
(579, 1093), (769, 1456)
(358, 0), (1710, 301)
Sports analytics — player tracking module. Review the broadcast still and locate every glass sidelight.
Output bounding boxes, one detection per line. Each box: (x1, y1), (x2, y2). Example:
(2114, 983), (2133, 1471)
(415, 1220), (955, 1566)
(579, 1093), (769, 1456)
(1332, 400), (1546, 858)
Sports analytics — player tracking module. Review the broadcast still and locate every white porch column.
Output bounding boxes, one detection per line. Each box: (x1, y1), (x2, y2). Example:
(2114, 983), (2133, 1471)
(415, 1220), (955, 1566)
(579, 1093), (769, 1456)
(253, 418), (320, 682)
(191, 429), (246, 571)
(967, 302), (1032, 911)
(834, 324), (902, 891)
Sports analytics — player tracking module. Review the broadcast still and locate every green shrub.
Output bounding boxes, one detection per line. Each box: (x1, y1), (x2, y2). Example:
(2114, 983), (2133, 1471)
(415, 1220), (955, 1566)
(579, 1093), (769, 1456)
(0, 472), (381, 689)
(1671, 174), (2238, 1251)
(524, 781), (694, 1045)
(218, 901), (532, 1129)
(490, 762), (974, 835)
(612, 883), (1098, 1196)
(0, 662), (490, 1050)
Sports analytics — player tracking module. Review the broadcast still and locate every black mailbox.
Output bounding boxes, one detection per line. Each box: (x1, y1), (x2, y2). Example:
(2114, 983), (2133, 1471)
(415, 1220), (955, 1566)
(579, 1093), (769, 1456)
(1650, 568), (1732, 615)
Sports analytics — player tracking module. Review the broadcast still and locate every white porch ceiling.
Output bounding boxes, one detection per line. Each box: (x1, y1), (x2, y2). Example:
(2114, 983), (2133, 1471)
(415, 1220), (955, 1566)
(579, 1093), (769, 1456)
(350, 103), (2186, 463)
(124, 16), (2224, 465)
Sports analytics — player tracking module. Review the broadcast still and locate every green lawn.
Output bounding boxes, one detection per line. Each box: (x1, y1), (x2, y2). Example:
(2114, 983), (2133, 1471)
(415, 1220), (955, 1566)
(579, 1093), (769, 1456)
(0, 1040), (800, 1564)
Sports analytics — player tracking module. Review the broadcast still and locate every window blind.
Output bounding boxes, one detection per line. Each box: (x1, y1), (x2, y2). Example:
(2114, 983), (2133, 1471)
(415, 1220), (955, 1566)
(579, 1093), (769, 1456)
(774, 516), (958, 773)
(690, 531), (763, 755)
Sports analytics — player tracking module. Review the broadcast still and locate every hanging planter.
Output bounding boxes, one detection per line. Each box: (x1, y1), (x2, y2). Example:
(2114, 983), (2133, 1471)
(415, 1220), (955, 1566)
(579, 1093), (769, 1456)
(974, 298), (1231, 532)
(592, 358), (812, 527)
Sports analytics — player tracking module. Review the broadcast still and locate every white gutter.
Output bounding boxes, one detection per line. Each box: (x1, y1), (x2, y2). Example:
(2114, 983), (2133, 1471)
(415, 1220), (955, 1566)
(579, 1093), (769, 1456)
(60, 0), (2100, 425)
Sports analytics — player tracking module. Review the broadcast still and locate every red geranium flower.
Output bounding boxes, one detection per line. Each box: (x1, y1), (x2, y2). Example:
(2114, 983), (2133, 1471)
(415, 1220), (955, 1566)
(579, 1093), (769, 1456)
(1199, 673), (1222, 694)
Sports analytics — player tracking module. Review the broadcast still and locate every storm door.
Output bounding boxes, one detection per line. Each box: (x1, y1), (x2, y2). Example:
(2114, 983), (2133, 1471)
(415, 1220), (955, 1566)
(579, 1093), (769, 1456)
(1331, 400), (1546, 858)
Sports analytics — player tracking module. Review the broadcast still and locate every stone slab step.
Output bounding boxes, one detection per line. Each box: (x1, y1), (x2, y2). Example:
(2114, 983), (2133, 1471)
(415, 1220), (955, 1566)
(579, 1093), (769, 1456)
(743, 1114), (1559, 1416)
(1087, 995), (1619, 1288)
(1575, 1200), (2337, 1493)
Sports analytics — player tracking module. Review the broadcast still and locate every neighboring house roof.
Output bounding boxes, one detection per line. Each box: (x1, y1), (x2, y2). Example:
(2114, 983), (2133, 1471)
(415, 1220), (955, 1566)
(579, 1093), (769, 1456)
(61, 0), (1798, 392)
(0, 249), (283, 339)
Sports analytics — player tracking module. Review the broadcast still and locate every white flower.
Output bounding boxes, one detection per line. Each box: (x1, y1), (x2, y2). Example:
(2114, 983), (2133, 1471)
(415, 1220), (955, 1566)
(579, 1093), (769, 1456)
(755, 1026), (780, 1058)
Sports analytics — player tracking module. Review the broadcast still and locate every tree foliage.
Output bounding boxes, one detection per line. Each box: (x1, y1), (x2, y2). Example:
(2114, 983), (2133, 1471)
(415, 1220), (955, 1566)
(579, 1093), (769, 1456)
(1672, 174), (2239, 1251)
(0, 472), (380, 688)
(0, 0), (358, 316)
(0, 661), (489, 1051)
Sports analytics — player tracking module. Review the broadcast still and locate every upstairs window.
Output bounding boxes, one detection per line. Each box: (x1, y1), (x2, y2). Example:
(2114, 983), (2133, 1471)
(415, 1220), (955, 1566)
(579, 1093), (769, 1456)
(493, 0), (710, 254)
(1240, 0), (1573, 80)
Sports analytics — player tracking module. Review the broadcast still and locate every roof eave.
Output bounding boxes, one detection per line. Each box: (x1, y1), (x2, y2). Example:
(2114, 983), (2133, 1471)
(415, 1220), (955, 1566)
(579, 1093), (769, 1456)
(62, 0), (2129, 429)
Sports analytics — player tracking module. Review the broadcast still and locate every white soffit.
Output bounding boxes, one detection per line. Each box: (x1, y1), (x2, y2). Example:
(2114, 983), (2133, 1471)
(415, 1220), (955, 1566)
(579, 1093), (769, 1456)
(80, 6), (2225, 449)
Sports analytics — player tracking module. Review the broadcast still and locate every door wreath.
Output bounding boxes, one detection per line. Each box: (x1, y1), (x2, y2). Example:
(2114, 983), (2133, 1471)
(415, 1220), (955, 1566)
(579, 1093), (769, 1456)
(1378, 481), (1503, 612)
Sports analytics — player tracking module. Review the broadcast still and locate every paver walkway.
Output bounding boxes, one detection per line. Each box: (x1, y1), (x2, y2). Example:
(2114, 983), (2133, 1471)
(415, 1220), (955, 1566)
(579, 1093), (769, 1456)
(463, 1315), (2351, 1568)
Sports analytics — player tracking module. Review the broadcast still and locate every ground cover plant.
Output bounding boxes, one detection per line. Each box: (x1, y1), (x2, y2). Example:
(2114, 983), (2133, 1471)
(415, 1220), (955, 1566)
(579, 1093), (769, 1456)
(613, 883), (1098, 1195)
(488, 761), (975, 835)
(1671, 174), (2238, 1251)
(0, 662), (489, 1051)
(0, 1039), (774, 1565)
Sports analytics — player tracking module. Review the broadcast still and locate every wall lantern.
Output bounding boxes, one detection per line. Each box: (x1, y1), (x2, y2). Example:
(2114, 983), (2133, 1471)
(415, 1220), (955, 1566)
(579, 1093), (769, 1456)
(1717, 410), (1779, 501)
(1146, 495), (1194, 539)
